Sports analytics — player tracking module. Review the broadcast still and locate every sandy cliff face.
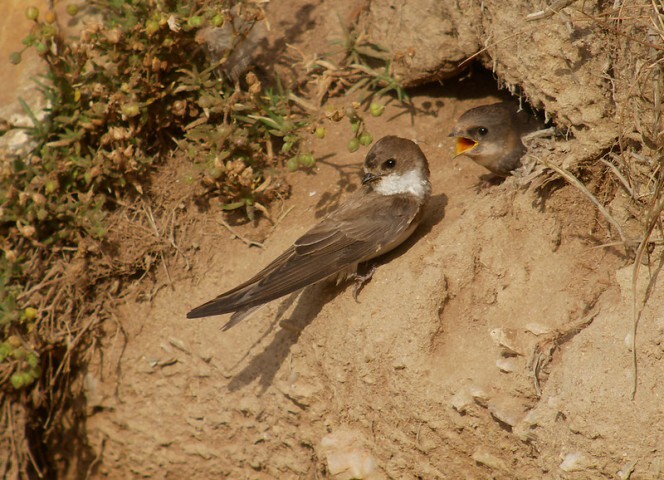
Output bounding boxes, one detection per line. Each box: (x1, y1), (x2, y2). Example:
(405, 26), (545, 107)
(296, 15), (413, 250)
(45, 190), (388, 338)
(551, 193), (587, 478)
(87, 92), (662, 480)
(84, 0), (662, 478)
(3, 0), (661, 478)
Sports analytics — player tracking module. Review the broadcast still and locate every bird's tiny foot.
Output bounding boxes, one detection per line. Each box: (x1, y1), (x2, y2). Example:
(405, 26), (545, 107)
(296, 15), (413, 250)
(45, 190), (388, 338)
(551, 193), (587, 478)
(474, 174), (505, 192)
(352, 263), (377, 302)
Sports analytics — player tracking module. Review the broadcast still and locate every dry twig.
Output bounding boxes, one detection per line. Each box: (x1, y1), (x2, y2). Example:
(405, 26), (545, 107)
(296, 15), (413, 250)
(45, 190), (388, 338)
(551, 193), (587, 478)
(530, 308), (600, 396)
(216, 218), (264, 248)
(526, 0), (576, 21)
(630, 175), (664, 399)
(143, 205), (174, 289)
(532, 155), (632, 249)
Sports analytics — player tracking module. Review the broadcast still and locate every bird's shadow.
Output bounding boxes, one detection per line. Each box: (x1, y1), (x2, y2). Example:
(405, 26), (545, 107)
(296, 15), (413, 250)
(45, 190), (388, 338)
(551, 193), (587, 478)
(226, 193), (447, 393)
(226, 282), (335, 393)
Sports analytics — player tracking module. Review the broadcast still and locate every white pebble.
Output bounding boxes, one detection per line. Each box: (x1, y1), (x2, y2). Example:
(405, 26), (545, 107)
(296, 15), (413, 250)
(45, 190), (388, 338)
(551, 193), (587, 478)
(489, 327), (525, 355)
(326, 450), (375, 478)
(488, 396), (527, 427)
(560, 452), (593, 472)
(468, 384), (490, 406)
(321, 429), (377, 479)
(496, 358), (517, 373)
(450, 389), (473, 413)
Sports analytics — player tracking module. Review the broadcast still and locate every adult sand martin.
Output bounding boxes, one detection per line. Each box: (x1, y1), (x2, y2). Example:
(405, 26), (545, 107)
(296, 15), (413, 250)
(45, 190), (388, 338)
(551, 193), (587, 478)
(187, 136), (431, 329)
(449, 101), (541, 177)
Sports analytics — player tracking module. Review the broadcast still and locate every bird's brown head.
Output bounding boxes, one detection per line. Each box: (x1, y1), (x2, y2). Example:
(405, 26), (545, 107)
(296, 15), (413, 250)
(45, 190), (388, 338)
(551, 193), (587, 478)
(361, 136), (431, 200)
(449, 102), (527, 176)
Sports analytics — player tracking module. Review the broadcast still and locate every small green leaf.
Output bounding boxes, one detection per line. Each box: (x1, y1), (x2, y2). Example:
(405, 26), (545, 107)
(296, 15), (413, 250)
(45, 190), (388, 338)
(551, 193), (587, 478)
(221, 201), (246, 211)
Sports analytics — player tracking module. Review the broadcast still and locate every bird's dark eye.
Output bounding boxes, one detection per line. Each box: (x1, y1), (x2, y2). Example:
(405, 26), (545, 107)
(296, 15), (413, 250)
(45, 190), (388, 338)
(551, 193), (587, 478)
(382, 159), (396, 169)
(478, 127), (489, 136)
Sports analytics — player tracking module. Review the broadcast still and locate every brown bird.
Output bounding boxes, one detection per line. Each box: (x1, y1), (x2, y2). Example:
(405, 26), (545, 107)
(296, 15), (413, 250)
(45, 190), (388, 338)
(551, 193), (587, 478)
(187, 136), (431, 330)
(449, 101), (541, 177)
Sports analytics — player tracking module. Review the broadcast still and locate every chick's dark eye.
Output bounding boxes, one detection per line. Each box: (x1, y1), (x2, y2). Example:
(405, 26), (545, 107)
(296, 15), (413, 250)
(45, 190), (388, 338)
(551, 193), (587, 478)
(382, 159), (396, 169)
(478, 127), (489, 136)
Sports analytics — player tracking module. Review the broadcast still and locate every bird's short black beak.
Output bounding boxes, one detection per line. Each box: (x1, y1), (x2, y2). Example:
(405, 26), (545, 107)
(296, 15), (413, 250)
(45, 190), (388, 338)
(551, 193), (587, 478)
(362, 172), (381, 185)
(447, 131), (456, 137)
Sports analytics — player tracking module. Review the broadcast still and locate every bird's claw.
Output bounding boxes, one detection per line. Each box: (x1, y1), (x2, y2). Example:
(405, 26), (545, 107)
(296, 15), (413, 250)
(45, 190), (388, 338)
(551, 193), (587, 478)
(352, 264), (377, 302)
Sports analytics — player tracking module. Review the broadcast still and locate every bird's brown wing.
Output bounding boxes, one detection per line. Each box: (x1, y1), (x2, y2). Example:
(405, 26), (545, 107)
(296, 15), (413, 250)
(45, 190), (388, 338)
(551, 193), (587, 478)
(186, 192), (422, 320)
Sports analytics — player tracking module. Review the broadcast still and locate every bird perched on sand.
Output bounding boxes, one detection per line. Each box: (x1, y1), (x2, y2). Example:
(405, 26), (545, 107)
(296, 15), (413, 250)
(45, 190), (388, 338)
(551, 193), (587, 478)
(449, 101), (541, 177)
(187, 136), (431, 330)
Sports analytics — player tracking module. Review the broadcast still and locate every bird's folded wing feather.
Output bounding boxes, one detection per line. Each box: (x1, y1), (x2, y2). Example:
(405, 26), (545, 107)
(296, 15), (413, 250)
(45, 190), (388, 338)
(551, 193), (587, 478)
(186, 192), (421, 319)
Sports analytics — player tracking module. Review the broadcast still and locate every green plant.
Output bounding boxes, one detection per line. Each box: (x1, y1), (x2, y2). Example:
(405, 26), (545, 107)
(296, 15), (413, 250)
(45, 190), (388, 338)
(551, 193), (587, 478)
(2, 0), (314, 393)
(296, 14), (410, 150)
(310, 15), (410, 105)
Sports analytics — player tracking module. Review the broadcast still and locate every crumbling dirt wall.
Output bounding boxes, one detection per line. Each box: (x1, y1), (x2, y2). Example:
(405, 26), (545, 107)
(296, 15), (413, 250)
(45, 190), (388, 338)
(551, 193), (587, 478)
(78, 1), (664, 478)
(3, 0), (662, 478)
(365, 0), (660, 156)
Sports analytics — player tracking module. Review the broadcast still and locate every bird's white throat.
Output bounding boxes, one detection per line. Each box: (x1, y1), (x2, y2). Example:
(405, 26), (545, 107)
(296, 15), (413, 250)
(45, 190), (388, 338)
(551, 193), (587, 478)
(373, 169), (429, 199)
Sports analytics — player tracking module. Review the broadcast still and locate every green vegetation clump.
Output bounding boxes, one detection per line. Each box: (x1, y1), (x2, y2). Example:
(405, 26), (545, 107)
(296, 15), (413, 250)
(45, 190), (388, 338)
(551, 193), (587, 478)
(1, 0), (315, 394)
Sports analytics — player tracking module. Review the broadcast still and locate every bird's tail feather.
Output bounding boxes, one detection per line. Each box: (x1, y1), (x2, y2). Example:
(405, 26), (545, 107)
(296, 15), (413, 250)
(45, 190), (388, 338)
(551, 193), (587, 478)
(186, 288), (253, 319)
(222, 304), (264, 330)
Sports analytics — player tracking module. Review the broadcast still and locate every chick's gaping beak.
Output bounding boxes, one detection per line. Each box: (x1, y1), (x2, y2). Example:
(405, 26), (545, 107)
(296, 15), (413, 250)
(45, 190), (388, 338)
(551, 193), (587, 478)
(454, 137), (478, 156)
(361, 172), (381, 185)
